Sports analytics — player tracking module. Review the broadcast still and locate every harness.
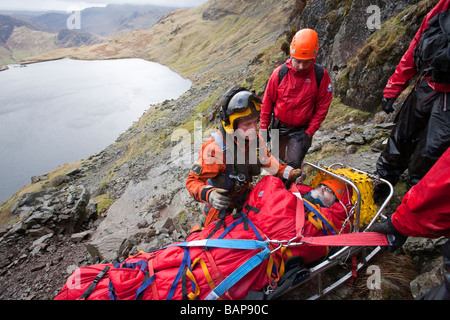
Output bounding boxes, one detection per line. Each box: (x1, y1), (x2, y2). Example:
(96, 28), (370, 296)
(210, 131), (233, 220)
(204, 131), (262, 223)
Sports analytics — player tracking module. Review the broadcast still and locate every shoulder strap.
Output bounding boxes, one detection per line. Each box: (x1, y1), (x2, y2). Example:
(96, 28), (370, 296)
(278, 62), (288, 85)
(314, 63), (324, 89)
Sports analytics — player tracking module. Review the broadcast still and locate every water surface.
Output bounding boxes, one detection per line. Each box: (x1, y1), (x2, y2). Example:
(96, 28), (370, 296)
(0, 58), (191, 202)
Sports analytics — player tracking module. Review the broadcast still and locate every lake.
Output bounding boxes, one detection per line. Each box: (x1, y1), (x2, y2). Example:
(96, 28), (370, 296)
(0, 58), (192, 203)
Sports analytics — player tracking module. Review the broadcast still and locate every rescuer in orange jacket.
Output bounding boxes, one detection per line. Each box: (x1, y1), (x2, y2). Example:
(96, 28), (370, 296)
(260, 28), (333, 169)
(186, 87), (302, 228)
(375, 0), (450, 197)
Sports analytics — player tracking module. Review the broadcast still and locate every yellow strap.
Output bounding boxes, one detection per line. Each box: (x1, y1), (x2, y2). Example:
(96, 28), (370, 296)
(266, 246), (294, 284)
(304, 199), (340, 235)
(278, 247), (293, 277)
(308, 212), (323, 230)
(185, 269), (200, 300)
(185, 257), (216, 300)
(266, 255), (279, 283)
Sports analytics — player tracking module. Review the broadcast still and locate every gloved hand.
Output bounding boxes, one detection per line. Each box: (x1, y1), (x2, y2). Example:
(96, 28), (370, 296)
(368, 216), (407, 252)
(302, 133), (312, 151)
(207, 188), (231, 210)
(289, 168), (302, 182)
(381, 97), (396, 114)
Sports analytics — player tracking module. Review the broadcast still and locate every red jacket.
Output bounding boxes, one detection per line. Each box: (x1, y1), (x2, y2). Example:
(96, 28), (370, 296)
(384, 0), (450, 98)
(391, 146), (450, 238)
(260, 58), (332, 136)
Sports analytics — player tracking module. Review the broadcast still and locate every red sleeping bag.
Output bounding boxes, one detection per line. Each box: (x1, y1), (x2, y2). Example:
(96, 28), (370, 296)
(55, 175), (353, 300)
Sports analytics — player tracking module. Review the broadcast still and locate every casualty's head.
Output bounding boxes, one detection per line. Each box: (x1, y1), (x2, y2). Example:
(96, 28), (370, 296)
(308, 179), (346, 208)
(290, 28), (319, 71)
(220, 87), (261, 140)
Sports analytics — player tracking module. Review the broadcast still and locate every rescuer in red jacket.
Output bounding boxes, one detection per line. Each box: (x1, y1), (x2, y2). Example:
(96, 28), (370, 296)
(260, 28), (333, 170)
(186, 87), (302, 228)
(370, 146), (450, 299)
(375, 0), (450, 197)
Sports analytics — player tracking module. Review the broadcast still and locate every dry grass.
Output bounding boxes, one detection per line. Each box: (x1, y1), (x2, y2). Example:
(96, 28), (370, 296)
(351, 251), (420, 300)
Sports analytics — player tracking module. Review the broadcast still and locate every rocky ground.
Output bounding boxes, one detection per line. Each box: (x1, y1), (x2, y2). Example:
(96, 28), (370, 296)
(0, 113), (447, 301)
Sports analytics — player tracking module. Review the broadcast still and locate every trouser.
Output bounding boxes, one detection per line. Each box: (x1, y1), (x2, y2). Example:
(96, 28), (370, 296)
(376, 78), (450, 189)
(275, 122), (310, 169)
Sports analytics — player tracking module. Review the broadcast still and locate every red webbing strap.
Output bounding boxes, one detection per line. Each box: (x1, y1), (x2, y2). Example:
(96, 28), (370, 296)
(290, 183), (305, 238)
(300, 232), (389, 247)
(148, 255), (159, 300)
(347, 254), (358, 287)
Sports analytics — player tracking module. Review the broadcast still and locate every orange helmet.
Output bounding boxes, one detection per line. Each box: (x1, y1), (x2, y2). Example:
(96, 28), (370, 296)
(290, 28), (319, 60)
(319, 179), (346, 201)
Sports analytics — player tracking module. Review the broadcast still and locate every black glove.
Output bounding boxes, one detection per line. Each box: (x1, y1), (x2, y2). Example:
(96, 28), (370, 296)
(381, 97), (396, 114)
(302, 133), (312, 151)
(369, 216), (407, 252)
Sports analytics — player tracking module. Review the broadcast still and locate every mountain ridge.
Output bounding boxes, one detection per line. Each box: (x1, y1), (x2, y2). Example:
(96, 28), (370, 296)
(0, 4), (177, 64)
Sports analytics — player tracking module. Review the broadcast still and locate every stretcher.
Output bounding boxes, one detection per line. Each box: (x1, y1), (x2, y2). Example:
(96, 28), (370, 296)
(55, 161), (392, 301)
(272, 161), (394, 300)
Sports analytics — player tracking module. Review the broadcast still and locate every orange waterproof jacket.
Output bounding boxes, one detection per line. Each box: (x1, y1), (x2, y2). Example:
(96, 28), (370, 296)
(186, 129), (294, 209)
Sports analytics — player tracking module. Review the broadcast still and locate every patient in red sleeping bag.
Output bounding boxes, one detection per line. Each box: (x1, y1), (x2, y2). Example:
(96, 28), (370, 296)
(54, 175), (354, 300)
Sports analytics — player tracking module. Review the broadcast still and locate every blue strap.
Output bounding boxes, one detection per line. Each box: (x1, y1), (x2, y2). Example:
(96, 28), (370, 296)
(303, 200), (338, 235)
(109, 281), (117, 300)
(217, 213), (264, 241)
(108, 260), (149, 300)
(165, 239), (267, 300)
(245, 215), (265, 241)
(135, 274), (155, 300)
(166, 246), (190, 300)
(117, 260), (147, 272)
(218, 217), (245, 239)
(167, 238), (268, 251)
(205, 246), (271, 300)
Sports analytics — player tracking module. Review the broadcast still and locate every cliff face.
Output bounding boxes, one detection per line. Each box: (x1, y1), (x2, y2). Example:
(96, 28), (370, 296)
(0, 0), (446, 300)
(296, 0), (438, 112)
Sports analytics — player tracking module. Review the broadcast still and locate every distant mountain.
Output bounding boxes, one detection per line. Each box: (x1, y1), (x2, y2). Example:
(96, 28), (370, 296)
(7, 4), (177, 38)
(0, 14), (35, 44)
(0, 4), (176, 64)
